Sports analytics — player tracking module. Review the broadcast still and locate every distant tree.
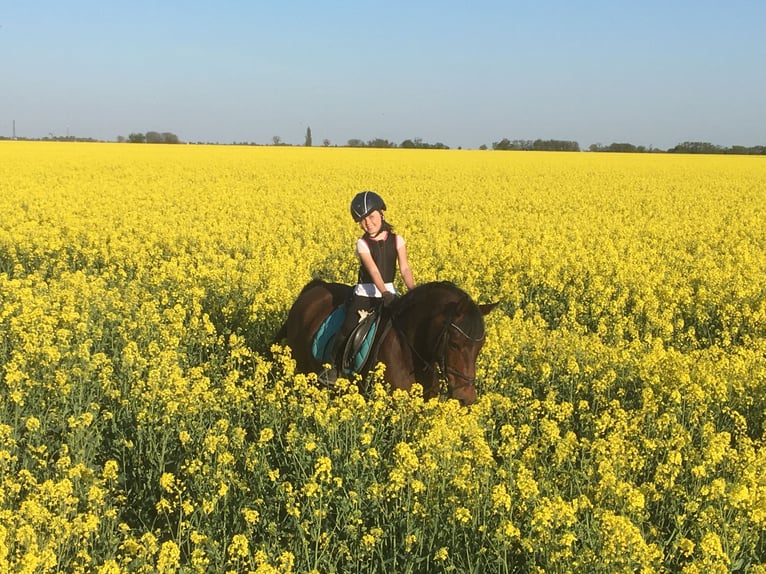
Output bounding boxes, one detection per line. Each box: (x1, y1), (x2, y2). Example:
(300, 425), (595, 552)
(492, 138), (513, 150)
(347, 139), (365, 147)
(532, 139), (580, 152)
(667, 141), (721, 154)
(117, 135), (126, 143)
(272, 135), (282, 146)
(728, 145), (766, 155)
(400, 138), (450, 150)
(323, 138), (331, 147)
(479, 144), (488, 150)
(513, 140), (534, 150)
(305, 127), (312, 147)
(590, 142), (640, 153)
(367, 138), (396, 148)
(136, 131), (179, 144)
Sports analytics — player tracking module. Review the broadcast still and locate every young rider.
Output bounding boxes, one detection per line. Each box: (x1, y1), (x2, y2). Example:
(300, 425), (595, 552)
(330, 190), (416, 376)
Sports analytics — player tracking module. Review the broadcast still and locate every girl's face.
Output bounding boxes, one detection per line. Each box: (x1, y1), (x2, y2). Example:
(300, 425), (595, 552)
(360, 210), (383, 237)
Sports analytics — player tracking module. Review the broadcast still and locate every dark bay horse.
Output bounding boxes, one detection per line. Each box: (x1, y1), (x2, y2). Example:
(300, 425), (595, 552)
(274, 279), (498, 405)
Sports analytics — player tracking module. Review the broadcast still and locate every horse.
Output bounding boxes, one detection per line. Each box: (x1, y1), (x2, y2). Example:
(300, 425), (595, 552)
(273, 279), (498, 405)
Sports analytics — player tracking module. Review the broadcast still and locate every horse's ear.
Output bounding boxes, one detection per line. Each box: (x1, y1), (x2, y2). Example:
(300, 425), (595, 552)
(479, 302), (499, 316)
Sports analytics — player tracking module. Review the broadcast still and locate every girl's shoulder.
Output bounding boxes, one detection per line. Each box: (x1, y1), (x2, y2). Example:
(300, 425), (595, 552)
(356, 235), (373, 253)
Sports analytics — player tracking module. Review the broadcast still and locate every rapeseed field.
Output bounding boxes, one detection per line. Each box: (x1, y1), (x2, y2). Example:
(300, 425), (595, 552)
(1, 141), (765, 572)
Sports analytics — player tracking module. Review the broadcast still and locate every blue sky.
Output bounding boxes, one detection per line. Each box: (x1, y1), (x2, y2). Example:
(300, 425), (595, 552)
(1, 1), (764, 149)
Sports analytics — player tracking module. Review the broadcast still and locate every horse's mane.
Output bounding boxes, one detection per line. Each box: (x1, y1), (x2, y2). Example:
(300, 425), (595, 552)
(396, 281), (463, 305)
(393, 281), (485, 340)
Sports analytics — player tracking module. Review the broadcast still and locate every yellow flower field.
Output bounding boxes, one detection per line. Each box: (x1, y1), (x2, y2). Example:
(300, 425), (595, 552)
(1, 141), (765, 572)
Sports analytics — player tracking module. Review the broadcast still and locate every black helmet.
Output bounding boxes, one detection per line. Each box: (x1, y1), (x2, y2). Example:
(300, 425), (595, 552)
(350, 191), (386, 222)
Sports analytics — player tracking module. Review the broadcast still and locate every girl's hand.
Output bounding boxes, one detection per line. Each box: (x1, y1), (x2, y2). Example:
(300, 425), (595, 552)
(382, 291), (396, 306)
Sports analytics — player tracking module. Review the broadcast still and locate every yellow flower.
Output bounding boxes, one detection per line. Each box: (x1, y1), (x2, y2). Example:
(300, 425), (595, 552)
(102, 459), (119, 481)
(97, 560), (121, 574)
(160, 472), (177, 493)
(454, 506), (472, 524)
(433, 547), (449, 562)
(728, 484), (750, 508)
(242, 508), (260, 524)
(227, 534), (249, 561)
(492, 483), (512, 512)
(154, 541), (179, 574)
(277, 551), (295, 572)
(25, 416), (41, 432)
(313, 456), (332, 483)
(259, 427), (274, 445)
(361, 534), (376, 552)
(679, 537), (695, 557)
(393, 441), (419, 473)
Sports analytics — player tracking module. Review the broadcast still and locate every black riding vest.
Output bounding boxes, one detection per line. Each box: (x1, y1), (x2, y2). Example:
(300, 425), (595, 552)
(358, 232), (398, 285)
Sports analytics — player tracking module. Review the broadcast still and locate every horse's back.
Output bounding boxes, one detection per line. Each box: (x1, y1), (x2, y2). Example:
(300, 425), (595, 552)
(279, 279), (352, 372)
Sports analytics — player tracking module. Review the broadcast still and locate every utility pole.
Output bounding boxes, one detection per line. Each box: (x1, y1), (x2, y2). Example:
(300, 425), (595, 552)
(12, 120), (16, 139)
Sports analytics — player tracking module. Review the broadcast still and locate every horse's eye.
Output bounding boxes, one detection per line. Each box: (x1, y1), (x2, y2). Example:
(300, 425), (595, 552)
(448, 341), (460, 350)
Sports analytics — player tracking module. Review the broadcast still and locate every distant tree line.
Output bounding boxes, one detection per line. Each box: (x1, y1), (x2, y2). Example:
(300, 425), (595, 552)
(4, 130), (766, 155)
(665, 141), (766, 155)
(588, 141), (766, 155)
(491, 138), (581, 152)
(119, 131), (180, 144)
(487, 139), (766, 155)
(0, 135), (99, 142)
(589, 143), (656, 153)
(344, 137), (450, 149)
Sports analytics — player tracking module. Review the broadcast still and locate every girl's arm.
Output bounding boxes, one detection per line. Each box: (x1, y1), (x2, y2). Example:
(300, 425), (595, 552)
(397, 244), (416, 291)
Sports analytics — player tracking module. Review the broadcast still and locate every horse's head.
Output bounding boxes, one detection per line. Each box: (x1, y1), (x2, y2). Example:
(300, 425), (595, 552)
(438, 295), (498, 406)
(387, 281), (498, 405)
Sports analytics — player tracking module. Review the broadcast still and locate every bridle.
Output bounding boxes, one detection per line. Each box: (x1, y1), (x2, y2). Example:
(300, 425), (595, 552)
(394, 311), (485, 398)
(435, 320), (486, 396)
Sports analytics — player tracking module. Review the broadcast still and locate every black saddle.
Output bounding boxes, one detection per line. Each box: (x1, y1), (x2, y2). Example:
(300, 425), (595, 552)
(339, 308), (380, 374)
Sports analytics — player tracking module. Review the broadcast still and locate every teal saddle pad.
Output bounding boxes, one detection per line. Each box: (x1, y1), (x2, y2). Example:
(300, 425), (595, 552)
(312, 306), (378, 375)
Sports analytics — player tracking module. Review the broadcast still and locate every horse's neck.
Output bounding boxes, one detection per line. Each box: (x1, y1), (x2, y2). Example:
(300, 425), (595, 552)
(394, 305), (444, 358)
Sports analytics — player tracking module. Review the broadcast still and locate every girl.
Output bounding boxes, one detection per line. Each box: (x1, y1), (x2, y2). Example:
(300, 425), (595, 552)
(331, 190), (416, 375)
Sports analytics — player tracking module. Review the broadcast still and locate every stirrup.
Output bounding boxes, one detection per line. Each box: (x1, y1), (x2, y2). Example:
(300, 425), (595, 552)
(317, 366), (338, 388)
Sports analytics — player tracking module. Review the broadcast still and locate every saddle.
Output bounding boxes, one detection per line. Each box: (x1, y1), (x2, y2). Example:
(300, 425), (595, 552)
(312, 306), (382, 375)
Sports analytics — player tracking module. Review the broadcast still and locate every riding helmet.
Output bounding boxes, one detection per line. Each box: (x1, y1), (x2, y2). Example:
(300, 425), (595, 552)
(350, 191), (386, 222)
